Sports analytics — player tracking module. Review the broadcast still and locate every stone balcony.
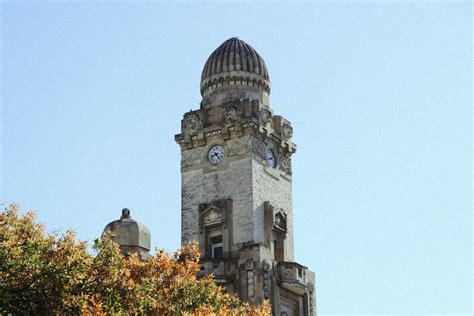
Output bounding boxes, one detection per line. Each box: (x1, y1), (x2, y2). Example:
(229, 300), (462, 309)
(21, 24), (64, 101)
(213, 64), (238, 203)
(197, 259), (235, 283)
(277, 261), (312, 295)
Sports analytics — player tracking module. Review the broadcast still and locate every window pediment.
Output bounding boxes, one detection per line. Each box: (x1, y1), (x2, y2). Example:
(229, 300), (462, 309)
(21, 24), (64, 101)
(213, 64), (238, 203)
(274, 209), (287, 233)
(198, 199), (232, 260)
(203, 207), (222, 226)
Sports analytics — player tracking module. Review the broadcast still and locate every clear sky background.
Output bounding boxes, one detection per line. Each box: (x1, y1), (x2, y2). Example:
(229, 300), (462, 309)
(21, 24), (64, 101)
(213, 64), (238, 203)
(1, 1), (472, 315)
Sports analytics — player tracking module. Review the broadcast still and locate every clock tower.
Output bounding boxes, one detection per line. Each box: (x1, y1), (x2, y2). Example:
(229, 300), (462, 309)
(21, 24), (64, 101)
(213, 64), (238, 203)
(175, 37), (316, 316)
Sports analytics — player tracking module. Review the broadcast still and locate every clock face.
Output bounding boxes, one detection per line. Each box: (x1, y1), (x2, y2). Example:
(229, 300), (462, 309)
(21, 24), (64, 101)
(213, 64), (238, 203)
(208, 145), (225, 165)
(265, 148), (277, 168)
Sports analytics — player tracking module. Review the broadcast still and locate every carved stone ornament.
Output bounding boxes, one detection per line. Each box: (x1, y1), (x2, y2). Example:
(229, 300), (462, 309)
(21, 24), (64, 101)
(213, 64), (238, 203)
(247, 270), (255, 298)
(282, 124), (293, 139)
(188, 150), (202, 166)
(279, 156), (292, 174)
(245, 136), (253, 152)
(181, 151), (189, 167)
(229, 140), (243, 156)
(181, 149), (202, 167)
(260, 109), (271, 126)
(184, 114), (200, 135)
(263, 259), (271, 272)
(251, 137), (265, 158)
(224, 105), (239, 124)
(263, 273), (270, 299)
(203, 209), (222, 225)
(245, 258), (254, 270)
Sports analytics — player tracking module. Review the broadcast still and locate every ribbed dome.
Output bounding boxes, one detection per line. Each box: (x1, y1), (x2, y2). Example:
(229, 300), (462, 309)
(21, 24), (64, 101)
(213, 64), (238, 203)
(200, 37), (271, 96)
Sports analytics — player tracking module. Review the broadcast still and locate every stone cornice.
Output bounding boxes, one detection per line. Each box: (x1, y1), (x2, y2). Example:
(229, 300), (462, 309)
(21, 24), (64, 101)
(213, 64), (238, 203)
(175, 98), (296, 155)
(200, 71), (271, 97)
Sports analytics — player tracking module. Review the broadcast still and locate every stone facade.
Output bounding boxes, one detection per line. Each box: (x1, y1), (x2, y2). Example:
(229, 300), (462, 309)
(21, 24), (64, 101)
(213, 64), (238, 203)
(175, 37), (316, 316)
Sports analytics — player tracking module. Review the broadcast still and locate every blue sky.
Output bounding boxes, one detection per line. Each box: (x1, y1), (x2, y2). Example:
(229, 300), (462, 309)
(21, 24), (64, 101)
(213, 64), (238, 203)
(1, 2), (472, 315)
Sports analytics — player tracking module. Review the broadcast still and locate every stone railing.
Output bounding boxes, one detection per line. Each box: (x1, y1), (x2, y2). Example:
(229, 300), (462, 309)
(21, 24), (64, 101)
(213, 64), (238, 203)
(197, 259), (228, 280)
(277, 261), (310, 294)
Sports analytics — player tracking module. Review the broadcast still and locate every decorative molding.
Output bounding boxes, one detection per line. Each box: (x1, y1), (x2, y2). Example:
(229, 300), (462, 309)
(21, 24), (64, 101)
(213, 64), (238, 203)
(175, 98), (296, 159)
(260, 108), (272, 126)
(181, 148), (202, 167)
(180, 151), (189, 167)
(189, 150), (202, 166)
(252, 137), (266, 159)
(203, 208), (222, 225)
(245, 258), (254, 270)
(184, 113), (201, 136)
(263, 260), (272, 299)
(282, 123), (293, 139)
(204, 129), (222, 138)
(198, 199), (233, 260)
(228, 140), (243, 157)
(224, 103), (239, 124)
(245, 136), (253, 153)
(201, 74), (271, 98)
(279, 156), (292, 175)
(247, 270), (255, 299)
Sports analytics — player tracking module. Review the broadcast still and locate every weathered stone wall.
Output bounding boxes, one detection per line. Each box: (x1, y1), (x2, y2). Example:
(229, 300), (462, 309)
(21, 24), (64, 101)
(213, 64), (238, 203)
(251, 159), (294, 261)
(181, 157), (255, 246)
(181, 153), (295, 262)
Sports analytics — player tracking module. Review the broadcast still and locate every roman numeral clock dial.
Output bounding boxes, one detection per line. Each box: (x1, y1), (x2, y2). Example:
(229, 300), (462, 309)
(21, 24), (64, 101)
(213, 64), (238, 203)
(208, 145), (225, 165)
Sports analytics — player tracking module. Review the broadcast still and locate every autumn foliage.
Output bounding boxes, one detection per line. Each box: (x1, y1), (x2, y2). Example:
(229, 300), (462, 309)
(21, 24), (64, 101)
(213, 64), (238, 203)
(0, 204), (270, 315)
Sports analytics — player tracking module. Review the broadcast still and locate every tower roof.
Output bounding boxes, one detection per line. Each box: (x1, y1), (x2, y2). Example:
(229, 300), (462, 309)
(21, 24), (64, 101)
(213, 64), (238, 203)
(200, 37), (271, 97)
(102, 208), (151, 253)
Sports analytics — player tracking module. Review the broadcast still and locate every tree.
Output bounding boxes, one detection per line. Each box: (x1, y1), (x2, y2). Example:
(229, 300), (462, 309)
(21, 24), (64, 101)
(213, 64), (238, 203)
(0, 204), (270, 315)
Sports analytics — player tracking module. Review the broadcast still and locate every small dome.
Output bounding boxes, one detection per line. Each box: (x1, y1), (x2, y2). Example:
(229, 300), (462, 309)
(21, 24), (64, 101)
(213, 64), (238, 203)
(103, 208), (151, 257)
(200, 37), (271, 97)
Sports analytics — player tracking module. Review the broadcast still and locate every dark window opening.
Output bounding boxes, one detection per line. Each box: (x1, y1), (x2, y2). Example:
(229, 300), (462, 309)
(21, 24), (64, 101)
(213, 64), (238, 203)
(210, 235), (223, 259)
(275, 213), (287, 231)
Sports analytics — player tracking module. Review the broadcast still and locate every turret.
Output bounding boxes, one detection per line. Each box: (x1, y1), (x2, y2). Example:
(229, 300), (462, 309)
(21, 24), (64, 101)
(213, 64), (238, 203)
(102, 208), (151, 259)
